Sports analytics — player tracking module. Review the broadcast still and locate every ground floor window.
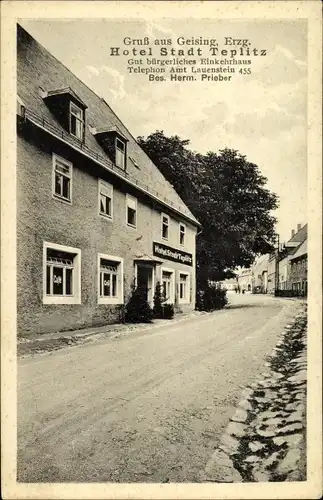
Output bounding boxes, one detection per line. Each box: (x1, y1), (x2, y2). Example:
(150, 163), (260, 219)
(179, 271), (190, 303)
(98, 253), (124, 304)
(43, 242), (81, 304)
(292, 281), (302, 291)
(161, 268), (175, 303)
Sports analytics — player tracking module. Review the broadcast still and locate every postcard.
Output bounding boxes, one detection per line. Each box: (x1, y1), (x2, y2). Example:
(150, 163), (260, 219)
(1, 1), (322, 499)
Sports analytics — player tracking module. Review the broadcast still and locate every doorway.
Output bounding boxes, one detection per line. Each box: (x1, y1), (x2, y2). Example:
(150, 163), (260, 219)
(136, 264), (154, 306)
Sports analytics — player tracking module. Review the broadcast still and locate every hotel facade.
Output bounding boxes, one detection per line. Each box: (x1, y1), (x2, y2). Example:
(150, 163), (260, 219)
(17, 25), (200, 336)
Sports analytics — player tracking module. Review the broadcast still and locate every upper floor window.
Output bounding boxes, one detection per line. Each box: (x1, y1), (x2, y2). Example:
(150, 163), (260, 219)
(70, 102), (84, 140)
(52, 154), (72, 203)
(115, 138), (126, 169)
(179, 223), (186, 246)
(161, 213), (169, 240)
(126, 194), (137, 228)
(98, 179), (113, 219)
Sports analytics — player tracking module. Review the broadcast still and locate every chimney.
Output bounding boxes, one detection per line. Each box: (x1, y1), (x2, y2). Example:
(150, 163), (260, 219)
(291, 229), (295, 238)
(297, 223), (301, 232)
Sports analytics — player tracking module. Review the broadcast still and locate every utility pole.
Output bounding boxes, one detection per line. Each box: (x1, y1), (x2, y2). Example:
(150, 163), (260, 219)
(275, 233), (280, 294)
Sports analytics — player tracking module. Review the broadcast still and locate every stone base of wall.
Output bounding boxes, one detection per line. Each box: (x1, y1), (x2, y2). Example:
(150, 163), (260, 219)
(18, 302), (196, 337)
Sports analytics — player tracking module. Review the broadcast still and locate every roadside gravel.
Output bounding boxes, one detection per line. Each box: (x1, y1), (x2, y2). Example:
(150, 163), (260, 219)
(202, 303), (307, 482)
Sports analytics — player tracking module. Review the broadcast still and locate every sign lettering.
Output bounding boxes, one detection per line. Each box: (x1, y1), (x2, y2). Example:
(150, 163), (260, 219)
(153, 242), (193, 266)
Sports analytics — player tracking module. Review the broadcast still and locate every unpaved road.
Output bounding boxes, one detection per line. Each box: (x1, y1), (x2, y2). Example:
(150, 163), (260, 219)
(18, 294), (302, 482)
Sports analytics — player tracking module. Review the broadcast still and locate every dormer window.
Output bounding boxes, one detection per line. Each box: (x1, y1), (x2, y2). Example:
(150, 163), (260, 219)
(115, 138), (126, 169)
(70, 102), (84, 140)
(42, 87), (87, 142)
(93, 126), (128, 171)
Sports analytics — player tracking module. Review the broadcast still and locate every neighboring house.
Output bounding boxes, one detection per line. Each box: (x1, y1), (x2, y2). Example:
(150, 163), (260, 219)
(17, 25), (200, 336)
(220, 278), (238, 291)
(267, 252), (276, 294)
(278, 252), (290, 291)
(252, 223), (307, 295)
(284, 223), (307, 291)
(251, 254), (269, 293)
(289, 239), (308, 294)
(237, 268), (253, 291)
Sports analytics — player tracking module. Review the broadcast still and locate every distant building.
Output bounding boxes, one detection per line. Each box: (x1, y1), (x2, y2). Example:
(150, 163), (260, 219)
(267, 252), (276, 294)
(251, 254), (269, 293)
(284, 223), (307, 292)
(237, 268), (253, 292)
(289, 239), (308, 294)
(220, 277), (238, 291)
(252, 223), (307, 295)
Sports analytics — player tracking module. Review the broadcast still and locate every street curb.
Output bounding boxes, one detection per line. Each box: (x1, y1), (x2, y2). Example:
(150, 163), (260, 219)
(18, 310), (210, 357)
(18, 297), (302, 358)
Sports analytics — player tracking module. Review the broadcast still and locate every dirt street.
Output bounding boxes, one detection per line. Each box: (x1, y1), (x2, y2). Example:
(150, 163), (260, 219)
(18, 294), (303, 483)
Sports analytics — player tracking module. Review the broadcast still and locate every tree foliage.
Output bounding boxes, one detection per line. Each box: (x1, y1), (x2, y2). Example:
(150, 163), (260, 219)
(153, 281), (164, 318)
(125, 284), (154, 323)
(137, 131), (279, 287)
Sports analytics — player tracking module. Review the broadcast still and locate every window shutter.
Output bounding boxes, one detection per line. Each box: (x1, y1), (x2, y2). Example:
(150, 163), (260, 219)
(127, 196), (136, 210)
(100, 180), (112, 198)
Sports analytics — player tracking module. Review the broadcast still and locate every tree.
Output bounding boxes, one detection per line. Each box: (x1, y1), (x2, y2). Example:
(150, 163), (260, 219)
(125, 284), (154, 323)
(153, 281), (164, 318)
(138, 131), (279, 289)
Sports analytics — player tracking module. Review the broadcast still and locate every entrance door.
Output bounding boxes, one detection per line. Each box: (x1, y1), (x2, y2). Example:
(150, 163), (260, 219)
(136, 265), (153, 305)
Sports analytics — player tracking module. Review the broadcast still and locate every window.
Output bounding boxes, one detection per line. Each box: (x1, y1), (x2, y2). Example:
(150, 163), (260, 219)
(126, 195), (137, 228)
(115, 138), (126, 169)
(179, 223), (186, 246)
(161, 213), (169, 240)
(129, 156), (140, 169)
(161, 268), (174, 303)
(93, 129), (128, 169)
(52, 155), (72, 203)
(98, 254), (124, 304)
(43, 88), (87, 140)
(179, 272), (190, 303)
(43, 242), (81, 304)
(70, 102), (84, 140)
(98, 179), (113, 219)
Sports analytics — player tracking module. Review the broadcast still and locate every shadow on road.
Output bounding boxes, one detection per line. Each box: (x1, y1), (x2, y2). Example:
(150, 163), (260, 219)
(226, 303), (276, 310)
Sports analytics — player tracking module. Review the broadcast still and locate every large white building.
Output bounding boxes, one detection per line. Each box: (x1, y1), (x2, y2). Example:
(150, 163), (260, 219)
(17, 25), (200, 336)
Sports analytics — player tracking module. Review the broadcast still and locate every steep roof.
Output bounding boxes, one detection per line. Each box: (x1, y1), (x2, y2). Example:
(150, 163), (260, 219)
(290, 239), (307, 261)
(288, 224), (307, 244)
(238, 268), (252, 277)
(46, 87), (88, 108)
(17, 25), (199, 226)
(287, 224), (307, 257)
(252, 254), (269, 275)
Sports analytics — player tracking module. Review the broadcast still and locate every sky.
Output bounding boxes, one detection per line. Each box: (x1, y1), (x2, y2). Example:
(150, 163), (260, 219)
(20, 18), (308, 243)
